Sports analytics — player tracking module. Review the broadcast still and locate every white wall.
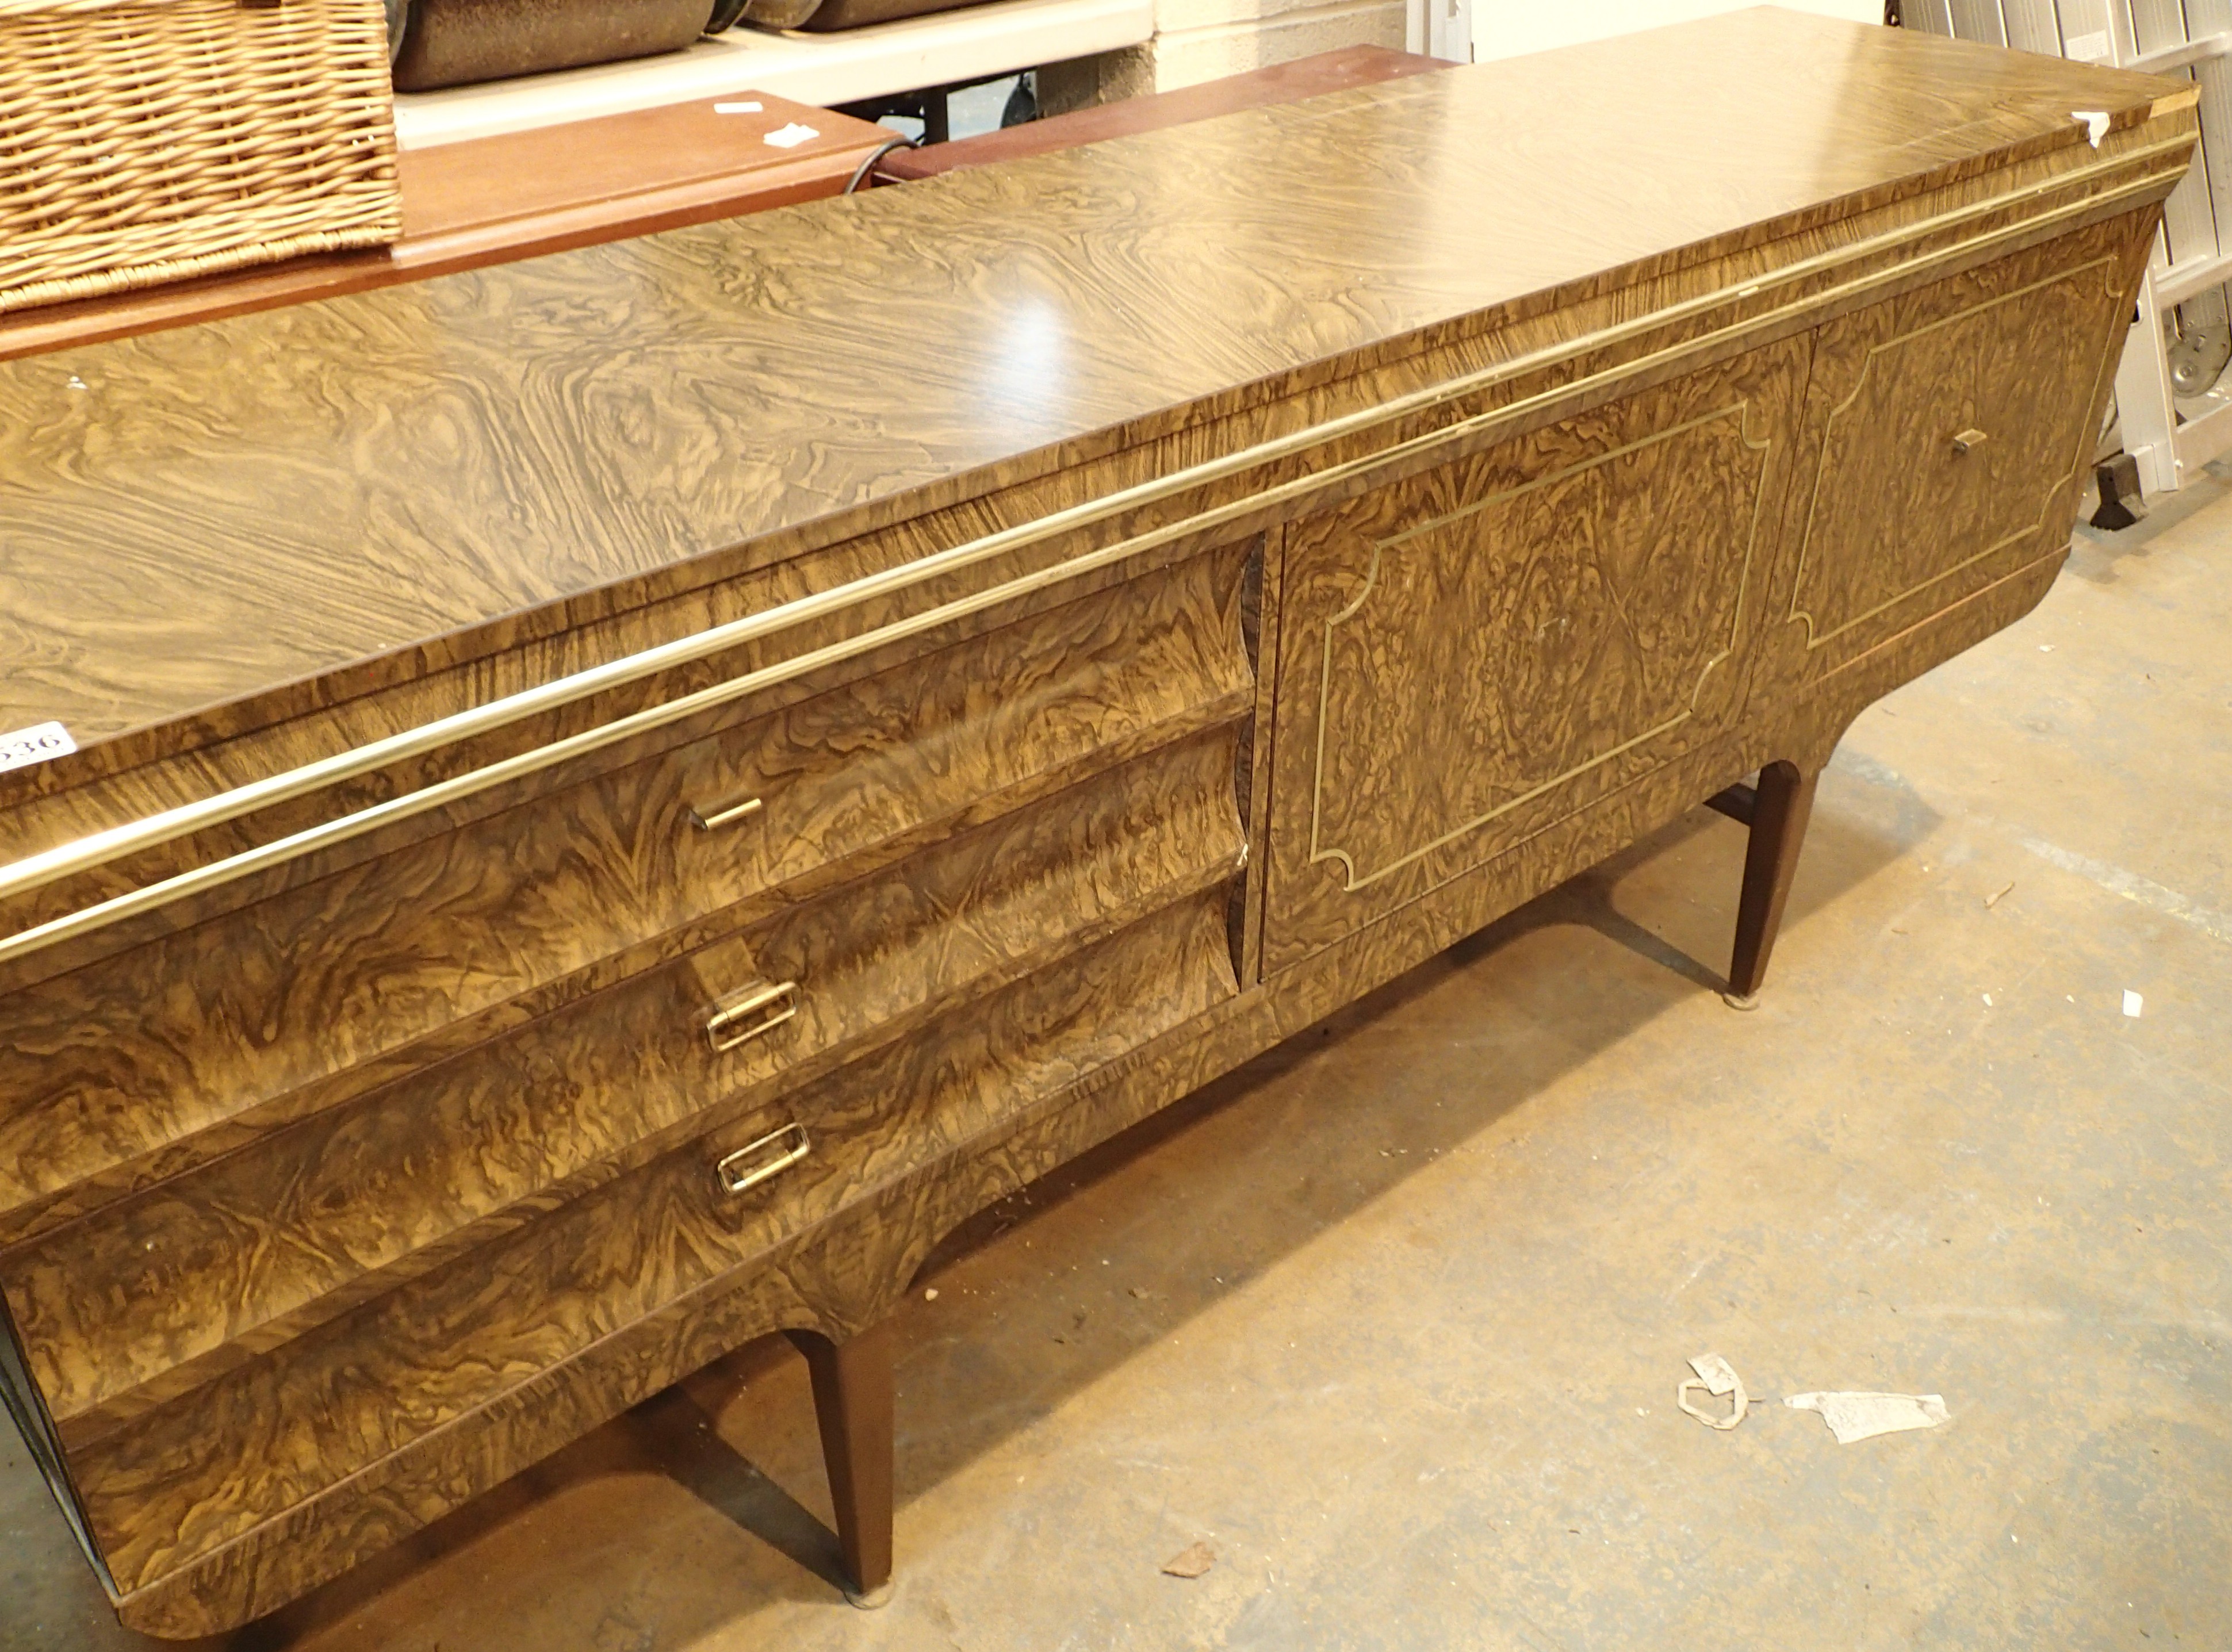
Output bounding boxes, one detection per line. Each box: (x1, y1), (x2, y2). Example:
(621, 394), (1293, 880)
(1471, 0), (1881, 62)
(1144, 0), (1881, 98)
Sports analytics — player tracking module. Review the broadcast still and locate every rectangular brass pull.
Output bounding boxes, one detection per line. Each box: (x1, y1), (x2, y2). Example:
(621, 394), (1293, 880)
(715, 1122), (811, 1196)
(706, 979), (799, 1052)
(1950, 427), (1988, 455)
(690, 794), (763, 831)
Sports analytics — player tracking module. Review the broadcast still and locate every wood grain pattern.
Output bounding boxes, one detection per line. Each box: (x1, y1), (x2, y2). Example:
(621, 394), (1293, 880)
(0, 58), (2188, 846)
(0, 13), (2185, 755)
(0, 542), (1249, 1245)
(10, 727), (1244, 1443)
(1263, 337), (1808, 971)
(101, 883), (1238, 1626)
(0, 20), (2195, 1639)
(4, 96), (2181, 1011)
(1764, 211), (2150, 683)
(0, 95), (891, 367)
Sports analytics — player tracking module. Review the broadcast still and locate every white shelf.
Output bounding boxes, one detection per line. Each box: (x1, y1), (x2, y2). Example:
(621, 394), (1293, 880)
(392, 0), (1155, 149)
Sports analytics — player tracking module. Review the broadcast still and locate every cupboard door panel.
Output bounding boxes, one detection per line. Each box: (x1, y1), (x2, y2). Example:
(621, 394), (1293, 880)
(1263, 339), (1808, 972)
(1766, 214), (2145, 683)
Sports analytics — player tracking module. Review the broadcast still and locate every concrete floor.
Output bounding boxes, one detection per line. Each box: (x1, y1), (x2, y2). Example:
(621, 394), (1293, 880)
(7, 476), (2230, 1651)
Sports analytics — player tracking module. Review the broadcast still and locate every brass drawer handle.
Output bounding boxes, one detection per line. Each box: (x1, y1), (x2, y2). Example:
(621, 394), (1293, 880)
(706, 979), (799, 1052)
(1950, 427), (1988, 455)
(715, 1122), (811, 1196)
(690, 794), (764, 831)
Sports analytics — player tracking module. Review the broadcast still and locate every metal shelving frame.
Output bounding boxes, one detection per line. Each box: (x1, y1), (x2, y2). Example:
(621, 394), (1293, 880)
(1909, 0), (2232, 496)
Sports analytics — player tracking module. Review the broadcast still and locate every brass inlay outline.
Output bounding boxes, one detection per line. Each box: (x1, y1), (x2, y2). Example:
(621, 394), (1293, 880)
(0, 137), (2188, 969)
(1788, 255), (2124, 649)
(1307, 398), (1774, 894)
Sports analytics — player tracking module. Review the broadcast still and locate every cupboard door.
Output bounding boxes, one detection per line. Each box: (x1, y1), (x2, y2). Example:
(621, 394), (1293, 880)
(1762, 214), (2146, 686)
(1262, 338), (1809, 973)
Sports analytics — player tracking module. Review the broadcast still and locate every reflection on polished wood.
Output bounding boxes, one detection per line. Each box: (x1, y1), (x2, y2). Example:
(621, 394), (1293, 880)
(0, 93), (891, 367)
(0, 10), (2196, 1637)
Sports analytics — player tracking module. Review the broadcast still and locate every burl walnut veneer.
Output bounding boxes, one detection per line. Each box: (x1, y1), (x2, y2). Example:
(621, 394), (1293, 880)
(0, 12), (2195, 1635)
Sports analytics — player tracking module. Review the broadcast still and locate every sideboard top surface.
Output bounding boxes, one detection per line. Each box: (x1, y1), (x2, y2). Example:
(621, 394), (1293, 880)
(0, 8), (2176, 749)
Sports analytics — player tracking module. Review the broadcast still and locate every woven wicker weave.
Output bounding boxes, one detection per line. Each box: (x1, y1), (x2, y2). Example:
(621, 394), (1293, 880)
(0, 0), (401, 315)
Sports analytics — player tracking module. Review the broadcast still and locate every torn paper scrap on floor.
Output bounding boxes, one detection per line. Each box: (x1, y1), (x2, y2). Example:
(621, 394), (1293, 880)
(1678, 1353), (1749, 1430)
(1161, 1542), (1215, 1579)
(1785, 1390), (1950, 1443)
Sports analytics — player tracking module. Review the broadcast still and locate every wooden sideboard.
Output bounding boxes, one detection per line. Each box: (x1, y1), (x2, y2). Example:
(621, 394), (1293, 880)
(0, 13), (2192, 1635)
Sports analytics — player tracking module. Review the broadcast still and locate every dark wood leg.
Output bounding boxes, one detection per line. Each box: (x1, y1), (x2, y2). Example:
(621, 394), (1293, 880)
(786, 1322), (895, 1608)
(1703, 780), (1757, 825)
(1725, 759), (1818, 1006)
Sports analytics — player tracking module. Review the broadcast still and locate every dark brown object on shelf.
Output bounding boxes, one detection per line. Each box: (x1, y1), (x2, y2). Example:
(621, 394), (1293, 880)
(875, 44), (1452, 181)
(391, 0), (715, 90)
(0, 94), (891, 364)
(0, 12), (2195, 1638)
(794, 0), (968, 30)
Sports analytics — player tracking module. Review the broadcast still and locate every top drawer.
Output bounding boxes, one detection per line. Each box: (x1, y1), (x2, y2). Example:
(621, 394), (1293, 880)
(0, 542), (1255, 1242)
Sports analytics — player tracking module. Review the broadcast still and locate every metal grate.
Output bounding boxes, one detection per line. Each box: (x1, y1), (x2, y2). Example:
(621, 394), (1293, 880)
(1908, 0), (2232, 495)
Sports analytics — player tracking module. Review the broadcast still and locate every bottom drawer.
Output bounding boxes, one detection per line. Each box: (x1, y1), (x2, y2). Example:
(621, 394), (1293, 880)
(70, 881), (1239, 1600)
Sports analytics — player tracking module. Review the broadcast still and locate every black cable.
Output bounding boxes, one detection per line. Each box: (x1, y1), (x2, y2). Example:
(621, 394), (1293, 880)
(844, 134), (918, 196)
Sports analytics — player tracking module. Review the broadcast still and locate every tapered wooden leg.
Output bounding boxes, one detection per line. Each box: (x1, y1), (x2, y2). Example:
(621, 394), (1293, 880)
(786, 1323), (895, 1607)
(1725, 759), (1818, 1006)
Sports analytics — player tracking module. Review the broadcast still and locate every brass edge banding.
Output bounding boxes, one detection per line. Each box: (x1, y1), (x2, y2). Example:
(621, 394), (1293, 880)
(0, 141), (2189, 968)
(4, 141), (2184, 897)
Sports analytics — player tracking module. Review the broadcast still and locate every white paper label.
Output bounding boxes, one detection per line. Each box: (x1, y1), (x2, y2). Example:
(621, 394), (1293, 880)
(713, 100), (763, 114)
(763, 122), (819, 149)
(2065, 29), (2112, 63)
(0, 720), (76, 775)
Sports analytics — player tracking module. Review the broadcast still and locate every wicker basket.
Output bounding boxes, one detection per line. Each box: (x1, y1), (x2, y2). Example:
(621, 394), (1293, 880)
(0, 0), (402, 315)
